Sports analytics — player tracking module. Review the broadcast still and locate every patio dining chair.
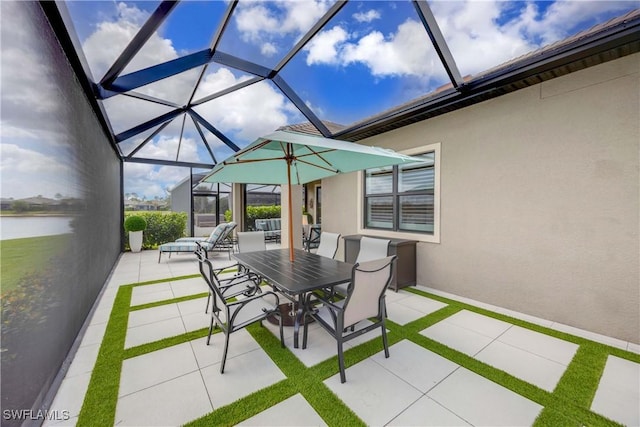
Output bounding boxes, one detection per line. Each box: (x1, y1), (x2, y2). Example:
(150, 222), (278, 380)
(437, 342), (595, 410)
(195, 239), (262, 314)
(303, 225), (321, 251)
(237, 231), (266, 253)
(303, 256), (396, 383)
(196, 245), (284, 373)
(333, 236), (391, 296)
(315, 232), (341, 259)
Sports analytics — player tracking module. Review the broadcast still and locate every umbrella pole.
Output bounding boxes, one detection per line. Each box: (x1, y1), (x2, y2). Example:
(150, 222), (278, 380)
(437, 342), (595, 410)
(286, 149), (295, 262)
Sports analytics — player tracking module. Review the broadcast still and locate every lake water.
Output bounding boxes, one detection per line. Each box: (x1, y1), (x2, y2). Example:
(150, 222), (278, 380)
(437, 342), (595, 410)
(0, 216), (73, 240)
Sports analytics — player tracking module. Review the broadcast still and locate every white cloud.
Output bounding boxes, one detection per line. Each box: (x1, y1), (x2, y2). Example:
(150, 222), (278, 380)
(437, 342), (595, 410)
(353, 10), (381, 23)
(195, 76), (298, 142)
(234, 0), (332, 55)
(430, 1), (534, 76)
(0, 144), (77, 199)
(235, 4), (282, 42)
(123, 162), (190, 199)
(302, 0), (636, 81)
(513, 0), (635, 44)
(0, 2), (80, 199)
(342, 19), (437, 77)
(261, 42), (278, 57)
(84, 5), (300, 148)
(305, 20), (438, 78)
(305, 26), (349, 65)
(430, 0), (637, 77)
(70, 2), (304, 199)
(0, 1), (67, 143)
(134, 134), (205, 163)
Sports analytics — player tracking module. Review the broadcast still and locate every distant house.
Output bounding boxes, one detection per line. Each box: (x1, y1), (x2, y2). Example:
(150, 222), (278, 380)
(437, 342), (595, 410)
(19, 196), (60, 209)
(0, 198), (14, 210)
(124, 199), (167, 211)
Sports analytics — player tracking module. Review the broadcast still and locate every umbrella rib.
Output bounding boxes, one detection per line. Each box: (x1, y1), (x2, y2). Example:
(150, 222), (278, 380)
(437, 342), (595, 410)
(294, 158), (339, 174)
(224, 157), (286, 165)
(300, 146), (336, 169)
(235, 140), (275, 159)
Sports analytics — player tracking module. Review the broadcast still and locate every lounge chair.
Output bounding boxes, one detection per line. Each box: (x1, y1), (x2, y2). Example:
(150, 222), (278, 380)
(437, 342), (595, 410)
(158, 222), (230, 263)
(176, 222), (237, 257)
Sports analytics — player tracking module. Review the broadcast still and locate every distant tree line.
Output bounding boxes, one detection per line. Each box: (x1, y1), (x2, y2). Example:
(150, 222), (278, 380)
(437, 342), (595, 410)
(1, 196), (84, 214)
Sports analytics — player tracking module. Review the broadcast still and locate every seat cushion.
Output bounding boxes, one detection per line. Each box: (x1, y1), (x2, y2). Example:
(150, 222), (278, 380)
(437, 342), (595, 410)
(175, 237), (207, 242)
(159, 242), (199, 252)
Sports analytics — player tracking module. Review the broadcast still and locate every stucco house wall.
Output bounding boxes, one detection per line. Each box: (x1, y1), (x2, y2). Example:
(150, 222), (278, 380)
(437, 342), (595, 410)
(323, 53), (639, 342)
(171, 177), (192, 235)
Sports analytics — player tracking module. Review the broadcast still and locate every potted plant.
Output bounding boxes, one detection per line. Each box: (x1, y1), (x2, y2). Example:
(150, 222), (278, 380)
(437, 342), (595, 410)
(124, 215), (147, 252)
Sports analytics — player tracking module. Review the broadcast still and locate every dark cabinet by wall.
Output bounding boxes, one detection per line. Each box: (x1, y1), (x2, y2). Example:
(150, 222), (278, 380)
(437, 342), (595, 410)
(343, 235), (417, 291)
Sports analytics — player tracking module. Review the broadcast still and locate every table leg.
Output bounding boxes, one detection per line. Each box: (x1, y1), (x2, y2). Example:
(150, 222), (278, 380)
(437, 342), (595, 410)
(292, 293), (306, 349)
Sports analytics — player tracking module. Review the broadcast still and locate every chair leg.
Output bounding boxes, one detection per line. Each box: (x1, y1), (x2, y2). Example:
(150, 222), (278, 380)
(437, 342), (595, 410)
(337, 337), (346, 383)
(206, 314), (215, 345)
(220, 332), (231, 374)
(381, 321), (390, 358)
(205, 292), (211, 314)
(302, 314), (309, 349)
(279, 314), (285, 348)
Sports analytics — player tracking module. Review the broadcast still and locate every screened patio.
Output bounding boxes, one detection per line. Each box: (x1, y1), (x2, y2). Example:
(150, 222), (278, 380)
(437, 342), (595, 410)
(1, 1), (638, 426)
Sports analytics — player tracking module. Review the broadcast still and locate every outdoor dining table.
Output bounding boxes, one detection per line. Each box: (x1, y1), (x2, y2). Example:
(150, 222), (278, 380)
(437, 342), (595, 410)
(232, 248), (353, 348)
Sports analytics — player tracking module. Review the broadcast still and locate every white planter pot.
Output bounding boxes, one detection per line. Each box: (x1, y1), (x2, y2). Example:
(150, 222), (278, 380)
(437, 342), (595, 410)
(129, 230), (143, 252)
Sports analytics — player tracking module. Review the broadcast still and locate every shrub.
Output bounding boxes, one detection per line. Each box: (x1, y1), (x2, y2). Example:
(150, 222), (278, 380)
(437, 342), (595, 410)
(224, 206), (282, 230)
(124, 212), (187, 249)
(245, 205), (281, 230)
(11, 200), (30, 213)
(124, 215), (146, 232)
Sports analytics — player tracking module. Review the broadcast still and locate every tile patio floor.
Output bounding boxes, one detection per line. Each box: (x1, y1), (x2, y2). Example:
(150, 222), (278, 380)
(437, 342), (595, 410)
(45, 248), (639, 426)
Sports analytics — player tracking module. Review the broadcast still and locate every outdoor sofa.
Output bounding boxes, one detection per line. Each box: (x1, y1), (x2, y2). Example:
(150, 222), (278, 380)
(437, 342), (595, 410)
(254, 218), (281, 242)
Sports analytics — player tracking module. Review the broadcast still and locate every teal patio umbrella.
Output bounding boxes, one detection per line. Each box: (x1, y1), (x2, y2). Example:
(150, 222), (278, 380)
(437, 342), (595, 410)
(203, 130), (426, 261)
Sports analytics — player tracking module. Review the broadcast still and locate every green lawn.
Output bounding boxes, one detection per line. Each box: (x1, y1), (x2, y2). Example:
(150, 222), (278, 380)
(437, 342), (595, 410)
(0, 235), (71, 293)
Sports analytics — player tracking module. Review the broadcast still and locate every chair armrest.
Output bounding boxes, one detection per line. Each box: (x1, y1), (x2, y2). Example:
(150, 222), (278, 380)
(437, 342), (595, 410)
(306, 291), (344, 312)
(218, 274), (261, 298)
(227, 290), (279, 308)
(218, 270), (260, 284)
(213, 263), (240, 275)
(215, 264), (260, 281)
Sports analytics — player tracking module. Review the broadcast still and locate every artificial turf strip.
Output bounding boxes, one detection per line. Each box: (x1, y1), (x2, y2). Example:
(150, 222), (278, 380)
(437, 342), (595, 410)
(77, 275), (199, 426)
(186, 321), (366, 426)
(131, 274), (201, 287)
(77, 274), (638, 427)
(186, 380), (299, 427)
(123, 327), (210, 360)
(403, 289), (627, 427)
(534, 343), (622, 427)
(407, 287), (640, 365)
(248, 323), (365, 426)
(129, 292), (209, 311)
(77, 285), (131, 427)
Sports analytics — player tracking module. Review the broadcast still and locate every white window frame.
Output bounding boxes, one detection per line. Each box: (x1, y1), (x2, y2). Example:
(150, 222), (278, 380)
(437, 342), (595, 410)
(357, 142), (440, 244)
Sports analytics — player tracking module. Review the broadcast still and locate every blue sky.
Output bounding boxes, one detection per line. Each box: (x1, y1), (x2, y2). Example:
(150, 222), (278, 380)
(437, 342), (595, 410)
(1, 1), (637, 200)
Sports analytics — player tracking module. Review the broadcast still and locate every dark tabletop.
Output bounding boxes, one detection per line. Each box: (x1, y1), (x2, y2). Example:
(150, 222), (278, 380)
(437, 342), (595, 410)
(232, 248), (353, 295)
